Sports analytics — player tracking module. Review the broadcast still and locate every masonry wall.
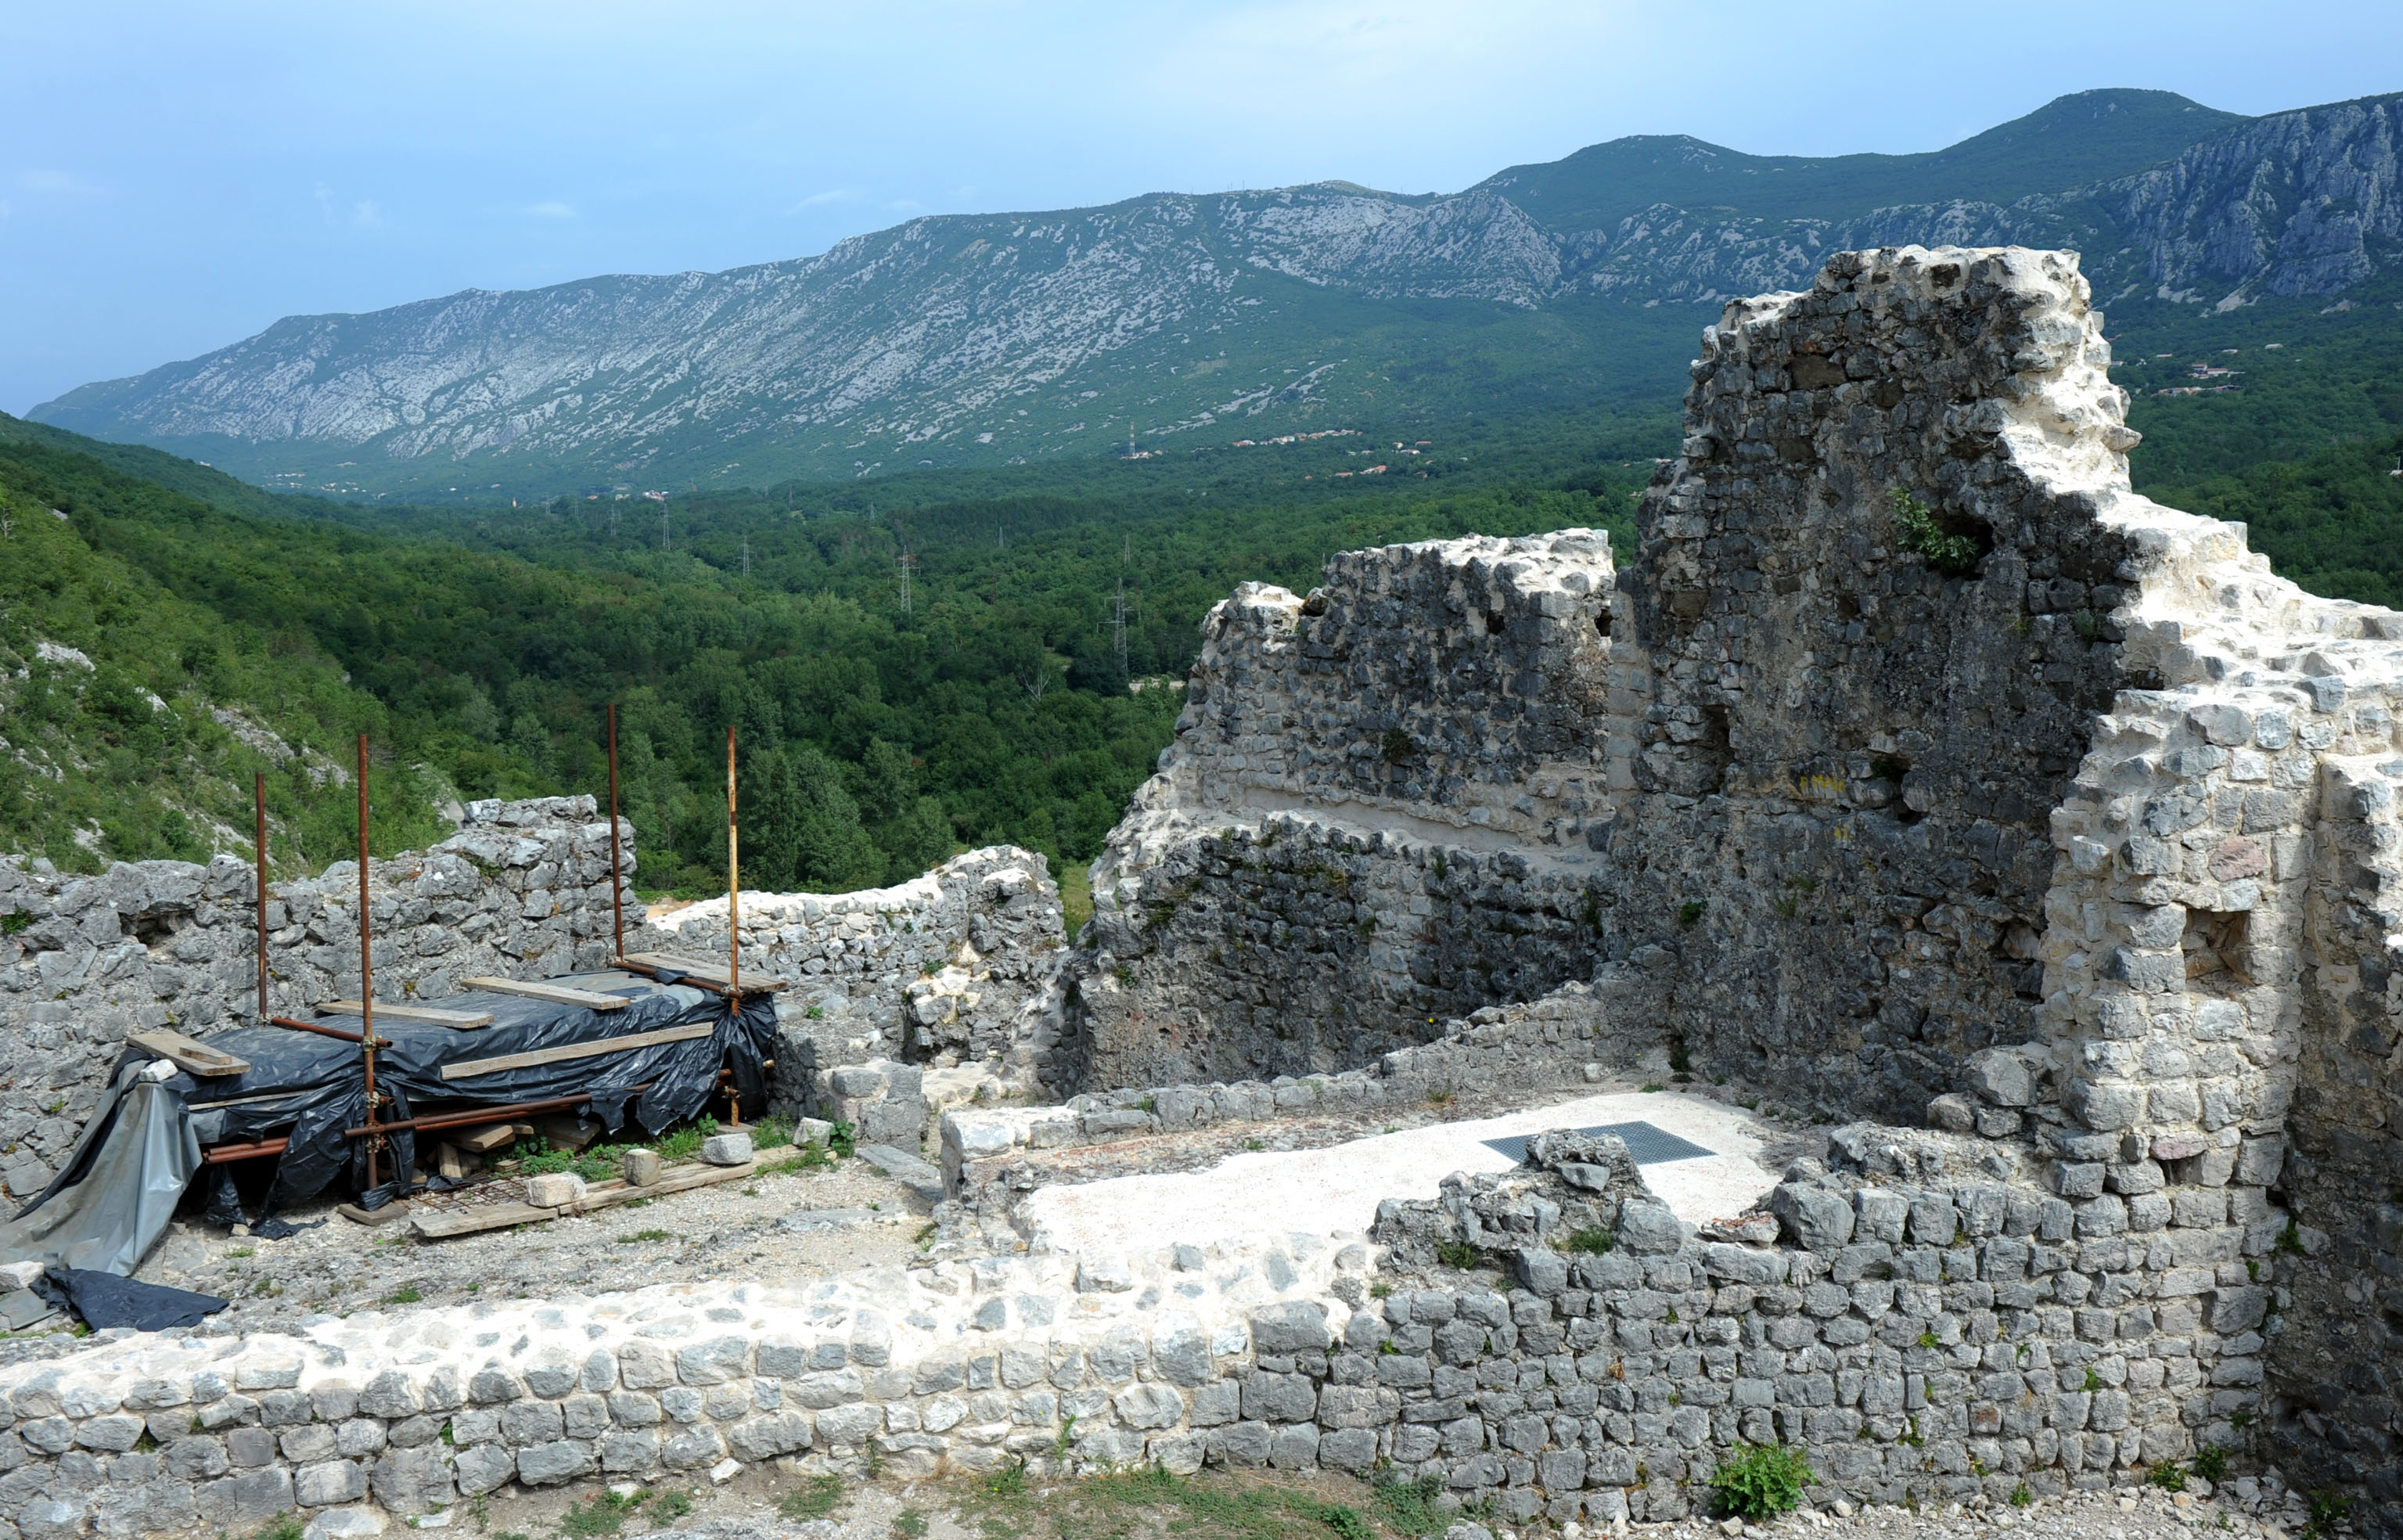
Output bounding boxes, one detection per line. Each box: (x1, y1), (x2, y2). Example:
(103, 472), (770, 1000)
(1071, 534), (1624, 1090)
(0, 1148), (2286, 1538)
(1067, 243), (2403, 1522)
(944, 980), (1642, 1212)
(652, 848), (1067, 1101)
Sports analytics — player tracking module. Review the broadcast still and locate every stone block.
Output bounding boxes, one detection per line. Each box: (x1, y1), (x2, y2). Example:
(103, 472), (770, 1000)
(525, 1171), (585, 1208)
(1249, 1301), (1330, 1353)
(513, 1439), (598, 1486)
(622, 1149), (662, 1186)
(198, 1468), (295, 1527)
(700, 1132), (754, 1166)
(1768, 1183), (1853, 1250)
(293, 1458), (369, 1507)
(302, 1507), (386, 1540)
(451, 1444), (516, 1497)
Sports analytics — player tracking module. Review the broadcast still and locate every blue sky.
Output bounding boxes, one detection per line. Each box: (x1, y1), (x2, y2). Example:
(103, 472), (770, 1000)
(6, 0), (2396, 413)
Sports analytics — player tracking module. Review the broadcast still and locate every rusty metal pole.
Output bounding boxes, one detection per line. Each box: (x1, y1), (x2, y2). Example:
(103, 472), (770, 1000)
(726, 725), (740, 995)
(607, 703), (624, 960)
(356, 734), (381, 1192)
(254, 772), (269, 1020)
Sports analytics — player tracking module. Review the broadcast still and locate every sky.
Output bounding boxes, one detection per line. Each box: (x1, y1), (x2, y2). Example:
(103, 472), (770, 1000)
(5, 0), (2397, 414)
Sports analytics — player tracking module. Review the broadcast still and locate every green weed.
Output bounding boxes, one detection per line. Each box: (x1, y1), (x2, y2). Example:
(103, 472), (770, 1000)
(778, 1476), (845, 1521)
(1711, 1443), (1814, 1520)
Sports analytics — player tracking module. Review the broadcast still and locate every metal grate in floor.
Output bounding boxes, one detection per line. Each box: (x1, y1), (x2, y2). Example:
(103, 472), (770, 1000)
(1481, 1121), (1714, 1167)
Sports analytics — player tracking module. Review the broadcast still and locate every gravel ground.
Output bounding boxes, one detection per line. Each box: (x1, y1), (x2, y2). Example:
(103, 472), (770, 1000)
(111, 1149), (934, 1335)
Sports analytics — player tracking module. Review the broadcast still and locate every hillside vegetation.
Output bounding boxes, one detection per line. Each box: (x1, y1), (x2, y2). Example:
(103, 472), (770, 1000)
(0, 441), (448, 874)
(0, 414), (1632, 891)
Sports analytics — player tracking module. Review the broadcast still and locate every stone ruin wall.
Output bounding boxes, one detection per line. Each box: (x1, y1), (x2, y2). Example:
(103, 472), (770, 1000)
(1069, 531), (1628, 1091)
(1065, 245), (2403, 1523)
(0, 800), (1068, 1196)
(649, 849), (1068, 1137)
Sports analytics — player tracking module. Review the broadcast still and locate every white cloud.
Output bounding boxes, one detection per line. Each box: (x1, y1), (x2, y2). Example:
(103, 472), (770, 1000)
(526, 200), (577, 218)
(351, 200), (382, 226)
(786, 189), (858, 213)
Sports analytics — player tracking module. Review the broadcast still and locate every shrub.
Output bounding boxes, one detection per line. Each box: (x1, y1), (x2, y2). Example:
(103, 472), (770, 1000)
(1319, 1504), (1372, 1540)
(2147, 1461), (2187, 1493)
(1711, 1442), (1814, 1520)
(1887, 488), (1984, 576)
(1564, 1226), (1616, 1255)
(2193, 1445), (2229, 1484)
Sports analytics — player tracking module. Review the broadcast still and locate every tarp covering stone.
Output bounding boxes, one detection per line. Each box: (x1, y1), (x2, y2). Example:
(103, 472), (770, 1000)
(2, 970), (777, 1279)
(0, 1064), (201, 1276)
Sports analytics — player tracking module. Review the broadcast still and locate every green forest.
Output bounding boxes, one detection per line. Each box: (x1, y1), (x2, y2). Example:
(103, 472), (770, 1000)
(0, 412), (1635, 895)
(2, 290), (2398, 896)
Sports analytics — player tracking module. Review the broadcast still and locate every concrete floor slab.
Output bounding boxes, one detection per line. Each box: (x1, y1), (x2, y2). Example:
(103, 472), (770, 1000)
(1023, 1089), (1776, 1256)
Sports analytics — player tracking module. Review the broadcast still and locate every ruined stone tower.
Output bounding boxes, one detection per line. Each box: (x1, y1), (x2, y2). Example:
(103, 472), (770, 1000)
(1067, 246), (2403, 1508)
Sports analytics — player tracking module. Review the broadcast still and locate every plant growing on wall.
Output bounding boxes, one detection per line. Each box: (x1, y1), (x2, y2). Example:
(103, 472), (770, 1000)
(1711, 1442), (1815, 1519)
(1887, 488), (1984, 576)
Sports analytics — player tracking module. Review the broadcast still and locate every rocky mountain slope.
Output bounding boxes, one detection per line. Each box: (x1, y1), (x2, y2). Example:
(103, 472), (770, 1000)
(29, 89), (2403, 496)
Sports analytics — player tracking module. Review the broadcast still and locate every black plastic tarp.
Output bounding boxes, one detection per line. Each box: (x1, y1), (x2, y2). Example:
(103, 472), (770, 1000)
(4, 970), (777, 1279)
(185, 972), (774, 1211)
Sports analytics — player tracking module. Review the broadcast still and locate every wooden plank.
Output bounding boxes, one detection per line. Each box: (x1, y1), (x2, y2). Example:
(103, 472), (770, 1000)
(318, 1000), (496, 1028)
(408, 1159), (755, 1239)
(617, 952), (791, 991)
(435, 1142), (466, 1181)
(536, 1114), (599, 1151)
(454, 1124), (518, 1154)
(438, 1022), (715, 1082)
(128, 1030), (250, 1078)
(461, 977), (630, 1012)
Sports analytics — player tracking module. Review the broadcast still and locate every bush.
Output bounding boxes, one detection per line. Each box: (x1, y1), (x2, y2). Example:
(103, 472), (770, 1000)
(1711, 1442), (1814, 1520)
(1887, 488), (1984, 576)
(1564, 1225), (1616, 1254)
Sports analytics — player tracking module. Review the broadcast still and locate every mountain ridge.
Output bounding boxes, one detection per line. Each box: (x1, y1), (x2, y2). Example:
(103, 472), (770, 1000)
(31, 88), (2403, 498)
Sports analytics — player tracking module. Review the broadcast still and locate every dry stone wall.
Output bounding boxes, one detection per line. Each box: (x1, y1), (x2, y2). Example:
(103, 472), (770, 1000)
(651, 848), (1067, 1113)
(0, 1132), (2297, 1538)
(1066, 244), (2403, 1527)
(942, 980), (1646, 1211)
(1070, 534), (1624, 1089)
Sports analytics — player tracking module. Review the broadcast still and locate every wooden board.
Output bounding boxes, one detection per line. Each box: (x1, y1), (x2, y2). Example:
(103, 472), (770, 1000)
(408, 1159), (756, 1239)
(453, 1124), (517, 1154)
(461, 977), (629, 1012)
(437, 1021), (715, 1081)
(318, 1000), (496, 1028)
(617, 952), (791, 992)
(536, 1114), (599, 1151)
(128, 1030), (250, 1078)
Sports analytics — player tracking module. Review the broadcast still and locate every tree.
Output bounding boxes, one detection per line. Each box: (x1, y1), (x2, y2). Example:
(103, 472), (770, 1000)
(744, 744), (884, 893)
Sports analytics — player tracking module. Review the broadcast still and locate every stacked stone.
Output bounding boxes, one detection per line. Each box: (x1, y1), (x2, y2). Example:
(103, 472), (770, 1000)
(655, 848), (1065, 1095)
(0, 1183), (2275, 1538)
(0, 797), (631, 1199)
(941, 982), (1631, 1203)
(0, 1240), (1365, 1536)
(1070, 531), (1623, 1092)
(1070, 815), (1620, 1092)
